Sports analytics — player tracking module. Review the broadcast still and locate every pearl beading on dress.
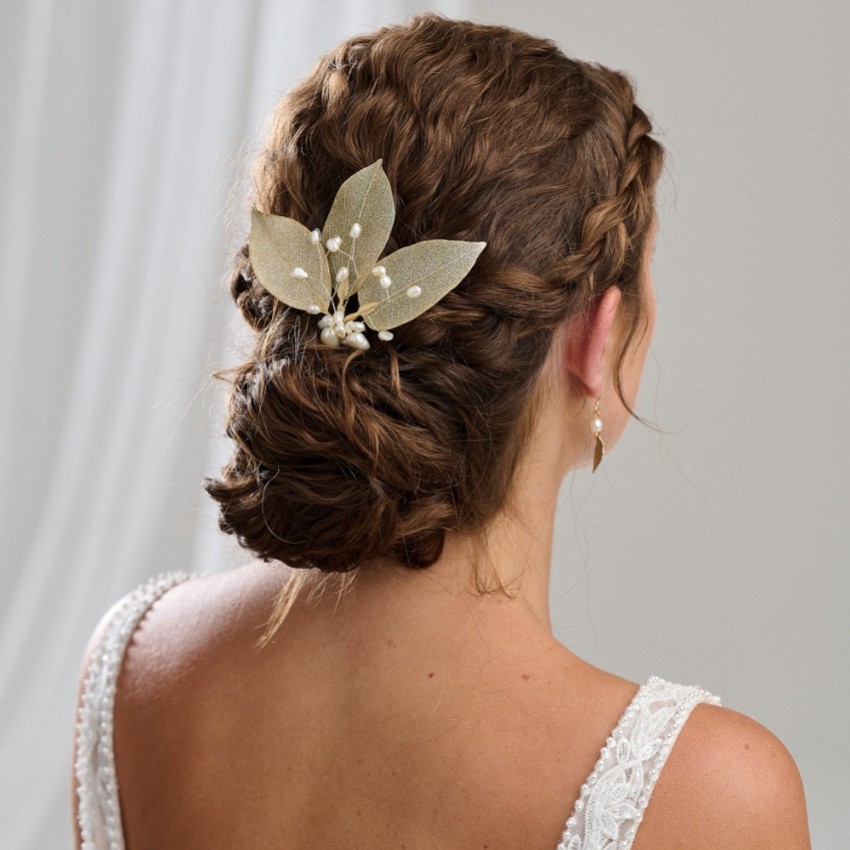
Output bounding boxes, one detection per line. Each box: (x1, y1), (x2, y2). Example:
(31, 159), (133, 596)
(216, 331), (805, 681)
(556, 676), (720, 850)
(74, 572), (193, 850)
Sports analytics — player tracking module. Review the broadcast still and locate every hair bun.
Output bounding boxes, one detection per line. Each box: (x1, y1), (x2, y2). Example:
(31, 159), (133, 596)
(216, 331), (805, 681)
(205, 343), (467, 571)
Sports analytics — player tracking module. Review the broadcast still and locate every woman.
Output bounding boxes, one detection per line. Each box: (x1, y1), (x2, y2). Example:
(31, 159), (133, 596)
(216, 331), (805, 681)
(74, 15), (811, 849)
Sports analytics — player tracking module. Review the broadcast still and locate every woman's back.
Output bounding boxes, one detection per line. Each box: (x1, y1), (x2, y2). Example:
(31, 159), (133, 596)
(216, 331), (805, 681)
(76, 562), (807, 849)
(74, 15), (810, 848)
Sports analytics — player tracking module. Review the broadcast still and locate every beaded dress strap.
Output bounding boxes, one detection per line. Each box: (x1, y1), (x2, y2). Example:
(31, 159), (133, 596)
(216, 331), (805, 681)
(556, 676), (720, 850)
(74, 572), (194, 850)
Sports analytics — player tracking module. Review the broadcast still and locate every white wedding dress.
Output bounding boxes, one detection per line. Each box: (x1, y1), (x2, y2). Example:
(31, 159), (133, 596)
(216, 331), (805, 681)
(74, 573), (720, 850)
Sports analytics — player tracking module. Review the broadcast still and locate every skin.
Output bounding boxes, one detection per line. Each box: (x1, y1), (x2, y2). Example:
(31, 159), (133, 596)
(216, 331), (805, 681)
(74, 231), (811, 848)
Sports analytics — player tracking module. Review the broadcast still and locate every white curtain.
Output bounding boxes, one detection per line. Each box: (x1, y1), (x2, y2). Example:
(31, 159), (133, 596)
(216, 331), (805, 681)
(0, 2), (464, 846)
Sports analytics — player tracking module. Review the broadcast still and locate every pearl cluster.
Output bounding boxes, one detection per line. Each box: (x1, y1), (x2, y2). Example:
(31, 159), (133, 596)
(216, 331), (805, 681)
(290, 222), (403, 350)
(318, 310), (369, 350)
(75, 572), (194, 850)
(556, 676), (720, 850)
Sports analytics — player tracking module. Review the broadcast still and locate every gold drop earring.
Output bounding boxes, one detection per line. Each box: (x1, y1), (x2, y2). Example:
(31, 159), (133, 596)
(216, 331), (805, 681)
(591, 399), (604, 472)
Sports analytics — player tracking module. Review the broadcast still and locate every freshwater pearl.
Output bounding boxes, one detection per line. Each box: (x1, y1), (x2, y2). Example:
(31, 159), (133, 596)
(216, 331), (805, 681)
(306, 304), (320, 314)
(591, 417), (603, 434)
(378, 330), (394, 341)
(406, 285), (422, 298)
(380, 274), (392, 289)
(310, 228), (322, 244)
(344, 331), (370, 350)
(291, 267), (308, 279)
(326, 235), (342, 252)
(349, 222), (362, 238)
(336, 267), (349, 283)
(320, 327), (340, 347)
(372, 265), (386, 277)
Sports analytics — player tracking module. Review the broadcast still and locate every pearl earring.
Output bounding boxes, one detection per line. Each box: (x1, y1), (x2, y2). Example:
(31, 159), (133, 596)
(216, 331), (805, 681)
(591, 399), (604, 472)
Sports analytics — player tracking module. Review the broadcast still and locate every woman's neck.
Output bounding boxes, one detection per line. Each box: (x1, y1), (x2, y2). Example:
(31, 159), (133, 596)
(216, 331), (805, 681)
(310, 356), (583, 662)
(339, 460), (565, 659)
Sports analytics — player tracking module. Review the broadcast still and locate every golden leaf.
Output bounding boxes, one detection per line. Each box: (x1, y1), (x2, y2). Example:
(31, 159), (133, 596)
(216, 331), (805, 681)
(359, 240), (486, 331)
(249, 210), (332, 311)
(356, 301), (380, 316)
(592, 436), (605, 472)
(322, 160), (395, 295)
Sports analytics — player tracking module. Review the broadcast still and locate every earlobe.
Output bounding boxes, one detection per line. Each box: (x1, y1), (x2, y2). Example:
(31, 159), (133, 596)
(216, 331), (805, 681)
(563, 287), (622, 399)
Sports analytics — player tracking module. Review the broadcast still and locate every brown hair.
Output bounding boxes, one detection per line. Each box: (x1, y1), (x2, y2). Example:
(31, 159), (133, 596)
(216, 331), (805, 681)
(205, 15), (663, 585)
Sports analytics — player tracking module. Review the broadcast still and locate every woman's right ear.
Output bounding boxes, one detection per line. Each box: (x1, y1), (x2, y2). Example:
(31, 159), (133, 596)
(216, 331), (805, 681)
(562, 287), (622, 400)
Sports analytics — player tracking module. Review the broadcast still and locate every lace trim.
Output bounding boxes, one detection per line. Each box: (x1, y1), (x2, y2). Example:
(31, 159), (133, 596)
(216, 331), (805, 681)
(556, 676), (720, 850)
(74, 572), (194, 850)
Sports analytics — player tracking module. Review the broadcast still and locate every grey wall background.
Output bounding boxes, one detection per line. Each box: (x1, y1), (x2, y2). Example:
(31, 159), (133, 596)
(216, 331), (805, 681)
(1, 0), (846, 846)
(480, 2), (847, 846)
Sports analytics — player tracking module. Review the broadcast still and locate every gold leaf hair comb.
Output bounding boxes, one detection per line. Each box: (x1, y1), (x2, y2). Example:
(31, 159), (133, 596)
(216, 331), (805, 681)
(248, 160), (486, 350)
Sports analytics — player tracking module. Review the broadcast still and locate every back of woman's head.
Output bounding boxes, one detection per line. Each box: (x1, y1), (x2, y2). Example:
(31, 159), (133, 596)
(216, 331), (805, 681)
(205, 14), (663, 575)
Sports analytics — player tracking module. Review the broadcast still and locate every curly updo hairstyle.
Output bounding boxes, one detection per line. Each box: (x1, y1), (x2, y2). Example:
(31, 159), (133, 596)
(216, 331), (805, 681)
(205, 14), (663, 581)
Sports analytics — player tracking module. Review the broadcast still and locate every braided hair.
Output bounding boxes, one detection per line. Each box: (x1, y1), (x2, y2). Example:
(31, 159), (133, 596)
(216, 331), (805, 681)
(205, 15), (663, 586)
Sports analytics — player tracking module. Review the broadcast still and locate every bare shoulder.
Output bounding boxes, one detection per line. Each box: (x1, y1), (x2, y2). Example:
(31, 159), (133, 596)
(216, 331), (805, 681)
(114, 561), (287, 701)
(636, 702), (811, 849)
(74, 563), (282, 713)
